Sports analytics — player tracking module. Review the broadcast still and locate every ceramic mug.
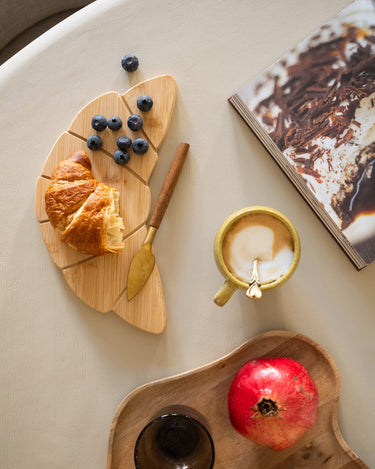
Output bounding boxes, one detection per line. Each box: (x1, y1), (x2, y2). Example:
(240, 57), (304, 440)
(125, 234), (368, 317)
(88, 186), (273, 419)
(213, 206), (301, 306)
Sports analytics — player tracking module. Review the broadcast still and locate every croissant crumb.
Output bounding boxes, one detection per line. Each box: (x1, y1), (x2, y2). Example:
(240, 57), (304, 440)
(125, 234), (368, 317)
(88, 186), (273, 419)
(45, 150), (124, 256)
(104, 188), (125, 253)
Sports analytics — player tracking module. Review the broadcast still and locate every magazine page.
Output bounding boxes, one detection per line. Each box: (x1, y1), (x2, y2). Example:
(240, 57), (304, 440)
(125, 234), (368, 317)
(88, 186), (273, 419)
(231, 0), (375, 268)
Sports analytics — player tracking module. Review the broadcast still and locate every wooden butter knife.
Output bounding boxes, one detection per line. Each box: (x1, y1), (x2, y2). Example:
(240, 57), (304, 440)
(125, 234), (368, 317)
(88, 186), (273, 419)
(127, 142), (190, 301)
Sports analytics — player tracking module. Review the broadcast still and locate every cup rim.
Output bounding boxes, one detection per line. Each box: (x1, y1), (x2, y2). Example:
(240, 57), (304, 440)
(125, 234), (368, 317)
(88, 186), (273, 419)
(214, 206), (301, 291)
(134, 411), (215, 468)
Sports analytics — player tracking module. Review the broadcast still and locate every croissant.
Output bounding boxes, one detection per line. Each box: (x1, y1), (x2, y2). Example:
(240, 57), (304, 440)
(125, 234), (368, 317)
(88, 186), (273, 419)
(45, 150), (124, 256)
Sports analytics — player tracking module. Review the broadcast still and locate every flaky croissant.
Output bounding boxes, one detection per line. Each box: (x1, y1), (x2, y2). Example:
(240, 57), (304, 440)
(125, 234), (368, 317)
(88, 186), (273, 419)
(45, 150), (124, 256)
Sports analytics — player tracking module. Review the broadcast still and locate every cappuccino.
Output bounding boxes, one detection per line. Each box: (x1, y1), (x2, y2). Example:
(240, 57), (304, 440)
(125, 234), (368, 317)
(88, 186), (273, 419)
(222, 213), (294, 285)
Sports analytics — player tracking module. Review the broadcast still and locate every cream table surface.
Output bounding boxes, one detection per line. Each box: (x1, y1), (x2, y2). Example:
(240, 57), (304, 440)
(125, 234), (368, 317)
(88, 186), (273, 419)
(1, 0), (374, 468)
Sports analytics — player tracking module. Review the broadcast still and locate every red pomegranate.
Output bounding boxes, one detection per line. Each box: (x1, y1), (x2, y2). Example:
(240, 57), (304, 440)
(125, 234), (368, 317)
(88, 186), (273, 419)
(228, 357), (319, 450)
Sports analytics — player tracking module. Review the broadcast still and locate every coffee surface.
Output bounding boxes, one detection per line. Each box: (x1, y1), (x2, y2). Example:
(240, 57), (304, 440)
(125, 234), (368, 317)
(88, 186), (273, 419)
(222, 214), (294, 284)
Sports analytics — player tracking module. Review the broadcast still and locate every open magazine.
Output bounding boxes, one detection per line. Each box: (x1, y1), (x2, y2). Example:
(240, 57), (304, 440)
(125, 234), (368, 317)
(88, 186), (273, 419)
(229, 0), (375, 269)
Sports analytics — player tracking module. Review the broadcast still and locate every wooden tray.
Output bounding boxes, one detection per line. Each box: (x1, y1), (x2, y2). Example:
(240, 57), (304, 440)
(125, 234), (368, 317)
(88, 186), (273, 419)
(35, 75), (177, 334)
(106, 331), (368, 468)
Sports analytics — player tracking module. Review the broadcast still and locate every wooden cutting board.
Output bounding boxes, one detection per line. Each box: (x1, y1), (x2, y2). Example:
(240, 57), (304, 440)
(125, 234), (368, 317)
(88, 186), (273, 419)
(106, 331), (368, 469)
(35, 75), (177, 334)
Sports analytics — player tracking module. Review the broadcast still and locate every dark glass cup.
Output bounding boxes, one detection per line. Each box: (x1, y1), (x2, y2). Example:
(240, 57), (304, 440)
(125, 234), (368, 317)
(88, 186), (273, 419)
(134, 405), (215, 469)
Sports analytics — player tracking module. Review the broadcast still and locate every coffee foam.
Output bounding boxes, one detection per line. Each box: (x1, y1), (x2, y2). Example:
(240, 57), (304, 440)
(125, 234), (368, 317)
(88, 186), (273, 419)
(222, 213), (294, 284)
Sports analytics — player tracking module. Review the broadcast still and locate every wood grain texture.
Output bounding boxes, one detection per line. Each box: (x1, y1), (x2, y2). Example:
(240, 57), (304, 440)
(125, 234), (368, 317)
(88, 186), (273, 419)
(123, 74), (177, 151)
(149, 142), (189, 228)
(35, 75), (177, 333)
(106, 331), (368, 469)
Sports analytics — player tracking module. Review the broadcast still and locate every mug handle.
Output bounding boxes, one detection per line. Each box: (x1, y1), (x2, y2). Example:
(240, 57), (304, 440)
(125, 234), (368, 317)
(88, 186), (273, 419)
(213, 280), (237, 306)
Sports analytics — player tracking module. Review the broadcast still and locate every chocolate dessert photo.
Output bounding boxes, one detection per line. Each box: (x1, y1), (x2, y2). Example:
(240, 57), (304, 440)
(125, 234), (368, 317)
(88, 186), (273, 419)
(230, 0), (375, 269)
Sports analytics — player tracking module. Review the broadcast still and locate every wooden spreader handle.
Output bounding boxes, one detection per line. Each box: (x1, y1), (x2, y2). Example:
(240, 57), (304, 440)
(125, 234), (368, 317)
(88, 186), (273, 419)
(149, 142), (189, 228)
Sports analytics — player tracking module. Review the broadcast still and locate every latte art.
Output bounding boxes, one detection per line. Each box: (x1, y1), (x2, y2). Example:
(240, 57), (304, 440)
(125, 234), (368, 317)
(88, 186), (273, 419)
(222, 214), (294, 284)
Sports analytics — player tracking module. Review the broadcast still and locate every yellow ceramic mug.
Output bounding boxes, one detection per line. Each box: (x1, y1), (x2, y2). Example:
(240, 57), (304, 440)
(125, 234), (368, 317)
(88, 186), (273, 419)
(213, 206), (301, 306)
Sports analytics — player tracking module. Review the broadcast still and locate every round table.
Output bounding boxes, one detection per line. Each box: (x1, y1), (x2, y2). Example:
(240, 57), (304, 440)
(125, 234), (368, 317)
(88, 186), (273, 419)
(1, 0), (373, 467)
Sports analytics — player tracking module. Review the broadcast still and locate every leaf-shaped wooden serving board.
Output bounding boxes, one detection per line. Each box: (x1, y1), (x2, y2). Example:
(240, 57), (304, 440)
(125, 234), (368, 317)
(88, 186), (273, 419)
(106, 331), (368, 469)
(35, 75), (177, 334)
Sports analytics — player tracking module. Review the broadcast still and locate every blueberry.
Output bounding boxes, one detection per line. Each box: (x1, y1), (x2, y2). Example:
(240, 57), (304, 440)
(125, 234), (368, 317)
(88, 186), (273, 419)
(113, 150), (130, 166)
(107, 116), (123, 131)
(116, 136), (132, 150)
(132, 138), (149, 155)
(137, 95), (153, 112)
(91, 115), (107, 131)
(127, 114), (143, 131)
(121, 54), (139, 72)
(87, 135), (103, 151)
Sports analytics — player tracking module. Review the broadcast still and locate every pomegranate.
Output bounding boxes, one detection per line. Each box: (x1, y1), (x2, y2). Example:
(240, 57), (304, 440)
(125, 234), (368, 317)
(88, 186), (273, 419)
(228, 357), (319, 450)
